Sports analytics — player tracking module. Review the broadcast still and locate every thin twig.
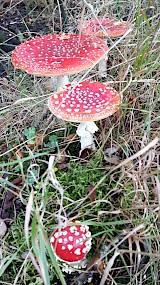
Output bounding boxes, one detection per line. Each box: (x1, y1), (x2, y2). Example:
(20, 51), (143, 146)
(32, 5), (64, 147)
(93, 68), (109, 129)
(100, 250), (120, 285)
(119, 249), (160, 258)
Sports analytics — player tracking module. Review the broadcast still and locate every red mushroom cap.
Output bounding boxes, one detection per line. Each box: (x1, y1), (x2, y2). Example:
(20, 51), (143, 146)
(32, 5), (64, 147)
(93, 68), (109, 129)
(48, 81), (121, 122)
(11, 34), (108, 76)
(79, 18), (132, 38)
(50, 221), (92, 263)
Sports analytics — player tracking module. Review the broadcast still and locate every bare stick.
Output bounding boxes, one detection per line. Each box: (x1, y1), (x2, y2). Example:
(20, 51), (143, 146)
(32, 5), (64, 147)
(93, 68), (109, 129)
(99, 250), (120, 285)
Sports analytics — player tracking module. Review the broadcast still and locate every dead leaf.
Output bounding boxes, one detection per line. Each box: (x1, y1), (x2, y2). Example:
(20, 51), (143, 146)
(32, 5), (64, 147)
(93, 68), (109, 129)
(88, 184), (96, 202)
(56, 163), (70, 170)
(87, 250), (104, 274)
(55, 149), (70, 170)
(55, 148), (67, 163)
(80, 147), (92, 159)
(12, 146), (25, 159)
(15, 147), (24, 158)
(1, 177), (25, 220)
(104, 155), (120, 164)
(35, 133), (44, 149)
(66, 133), (76, 141)
(0, 219), (7, 237)
(28, 133), (47, 149)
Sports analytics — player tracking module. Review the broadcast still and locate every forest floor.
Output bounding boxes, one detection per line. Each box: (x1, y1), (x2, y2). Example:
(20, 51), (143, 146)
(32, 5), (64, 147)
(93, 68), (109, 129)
(0, 1), (160, 285)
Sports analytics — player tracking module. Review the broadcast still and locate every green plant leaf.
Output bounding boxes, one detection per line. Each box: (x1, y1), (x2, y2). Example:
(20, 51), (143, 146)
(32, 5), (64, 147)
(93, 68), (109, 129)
(45, 135), (58, 149)
(24, 127), (36, 144)
(28, 169), (39, 185)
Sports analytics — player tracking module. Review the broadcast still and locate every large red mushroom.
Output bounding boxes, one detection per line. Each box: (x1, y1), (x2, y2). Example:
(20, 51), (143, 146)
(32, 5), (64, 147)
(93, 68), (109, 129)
(48, 81), (121, 151)
(11, 33), (108, 89)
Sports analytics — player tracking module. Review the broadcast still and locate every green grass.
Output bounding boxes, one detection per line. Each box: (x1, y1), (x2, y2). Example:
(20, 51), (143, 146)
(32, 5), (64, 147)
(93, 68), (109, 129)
(0, 0), (160, 284)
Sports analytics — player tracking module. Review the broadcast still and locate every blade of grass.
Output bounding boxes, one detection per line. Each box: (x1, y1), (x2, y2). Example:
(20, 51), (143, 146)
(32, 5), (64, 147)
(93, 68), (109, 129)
(45, 237), (67, 285)
(100, 250), (120, 285)
(0, 252), (17, 277)
(0, 178), (22, 191)
(0, 152), (49, 166)
(29, 205), (66, 284)
(136, 0), (142, 29)
(0, 239), (30, 277)
(39, 229), (50, 285)
(39, 223), (66, 285)
(24, 189), (42, 277)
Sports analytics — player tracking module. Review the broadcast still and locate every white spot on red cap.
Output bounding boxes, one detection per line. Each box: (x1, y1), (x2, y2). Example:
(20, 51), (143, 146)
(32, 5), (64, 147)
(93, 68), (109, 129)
(69, 226), (77, 233)
(67, 244), (73, 251)
(82, 247), (88, 254)
(80, 225), (87, 232)
(66, 108), (72, 112)
(54, 232), (59, 238)
(74, 248), (81, 255)
(68, 236), (74, 242)
(85, 231), (91, 238)
(50, 236), (55, 243)
(85, 240), (92, 248)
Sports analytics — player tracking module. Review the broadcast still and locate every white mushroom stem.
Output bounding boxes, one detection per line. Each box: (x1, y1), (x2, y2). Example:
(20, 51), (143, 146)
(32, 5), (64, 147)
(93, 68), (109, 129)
(57, 75), (69, 89)
(76, 121), (98, 151)
(98, 54), (108, 78)
(98, 39), (108, 78)
(50, 75), (69, 90)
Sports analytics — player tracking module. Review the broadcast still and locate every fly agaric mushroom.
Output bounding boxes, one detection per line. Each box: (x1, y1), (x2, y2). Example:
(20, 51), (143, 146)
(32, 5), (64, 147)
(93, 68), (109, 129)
(78, 18), (132, 38)
(48, 81), (121, 151)
(78, 18), (132, 77)
(11, 33), (108, 89)
(50, 221), (92, 264)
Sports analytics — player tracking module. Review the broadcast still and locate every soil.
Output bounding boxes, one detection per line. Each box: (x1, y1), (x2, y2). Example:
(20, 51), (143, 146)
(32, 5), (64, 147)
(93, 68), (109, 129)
(0, 1), (81, 76)
(0, 1), (55, 76)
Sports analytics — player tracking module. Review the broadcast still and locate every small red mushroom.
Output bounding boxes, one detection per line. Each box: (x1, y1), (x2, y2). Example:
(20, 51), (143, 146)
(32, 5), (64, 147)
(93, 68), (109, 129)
(78, 18), (132, 38)
(78, 18), (132, 78)
(50, 221), (92, 264)
(11, 33), (108, 89)
(48, 81), (121, 151)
